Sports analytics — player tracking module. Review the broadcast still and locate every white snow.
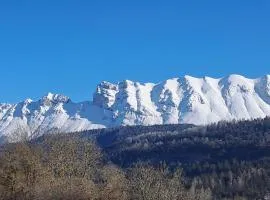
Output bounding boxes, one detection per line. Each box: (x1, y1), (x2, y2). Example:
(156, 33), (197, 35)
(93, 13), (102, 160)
(1, 74), (270, 142)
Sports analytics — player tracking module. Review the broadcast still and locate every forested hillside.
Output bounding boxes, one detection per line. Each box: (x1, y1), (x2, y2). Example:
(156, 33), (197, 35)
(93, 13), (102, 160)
(82, 117), (270, 199)
(0, 134), (209, 200)
(2, 118), (270, 199)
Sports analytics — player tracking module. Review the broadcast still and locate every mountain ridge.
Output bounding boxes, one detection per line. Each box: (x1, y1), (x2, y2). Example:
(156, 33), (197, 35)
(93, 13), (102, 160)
(1, 74), (270, 142)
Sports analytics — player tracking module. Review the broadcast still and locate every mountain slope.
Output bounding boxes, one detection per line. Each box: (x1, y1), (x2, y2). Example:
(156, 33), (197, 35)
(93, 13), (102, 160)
(1, 74), (270, 142)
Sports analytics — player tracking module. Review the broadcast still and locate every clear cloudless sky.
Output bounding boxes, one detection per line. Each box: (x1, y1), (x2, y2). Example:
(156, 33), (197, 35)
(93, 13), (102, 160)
(0, 0), (270, 103)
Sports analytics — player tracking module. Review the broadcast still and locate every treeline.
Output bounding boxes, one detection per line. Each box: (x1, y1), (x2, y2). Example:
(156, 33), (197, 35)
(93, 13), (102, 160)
(0, 135), (209, 200)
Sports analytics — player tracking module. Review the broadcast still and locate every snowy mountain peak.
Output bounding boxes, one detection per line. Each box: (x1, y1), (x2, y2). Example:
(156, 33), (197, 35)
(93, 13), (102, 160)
(23, 98), (33, 104)
(93, 82), (118, 108)
(42, 93), (70, 104)
(227, 74), (247, 80)
(1, 74), (270, 142)
(265, 74), (270, 81)
(118, 79), (135, 89)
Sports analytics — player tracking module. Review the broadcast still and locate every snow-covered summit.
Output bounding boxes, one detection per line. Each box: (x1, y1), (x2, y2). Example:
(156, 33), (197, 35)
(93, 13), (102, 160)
(1, 75), (270, 142)
(41, 93), (70, 104)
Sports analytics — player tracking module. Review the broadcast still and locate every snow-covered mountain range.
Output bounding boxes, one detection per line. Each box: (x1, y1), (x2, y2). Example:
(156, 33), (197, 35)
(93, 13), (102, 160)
(1, 74), (270, 142)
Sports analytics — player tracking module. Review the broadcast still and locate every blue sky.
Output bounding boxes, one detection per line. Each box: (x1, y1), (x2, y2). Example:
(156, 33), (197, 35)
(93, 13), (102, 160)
(0, 0), (270, 103)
